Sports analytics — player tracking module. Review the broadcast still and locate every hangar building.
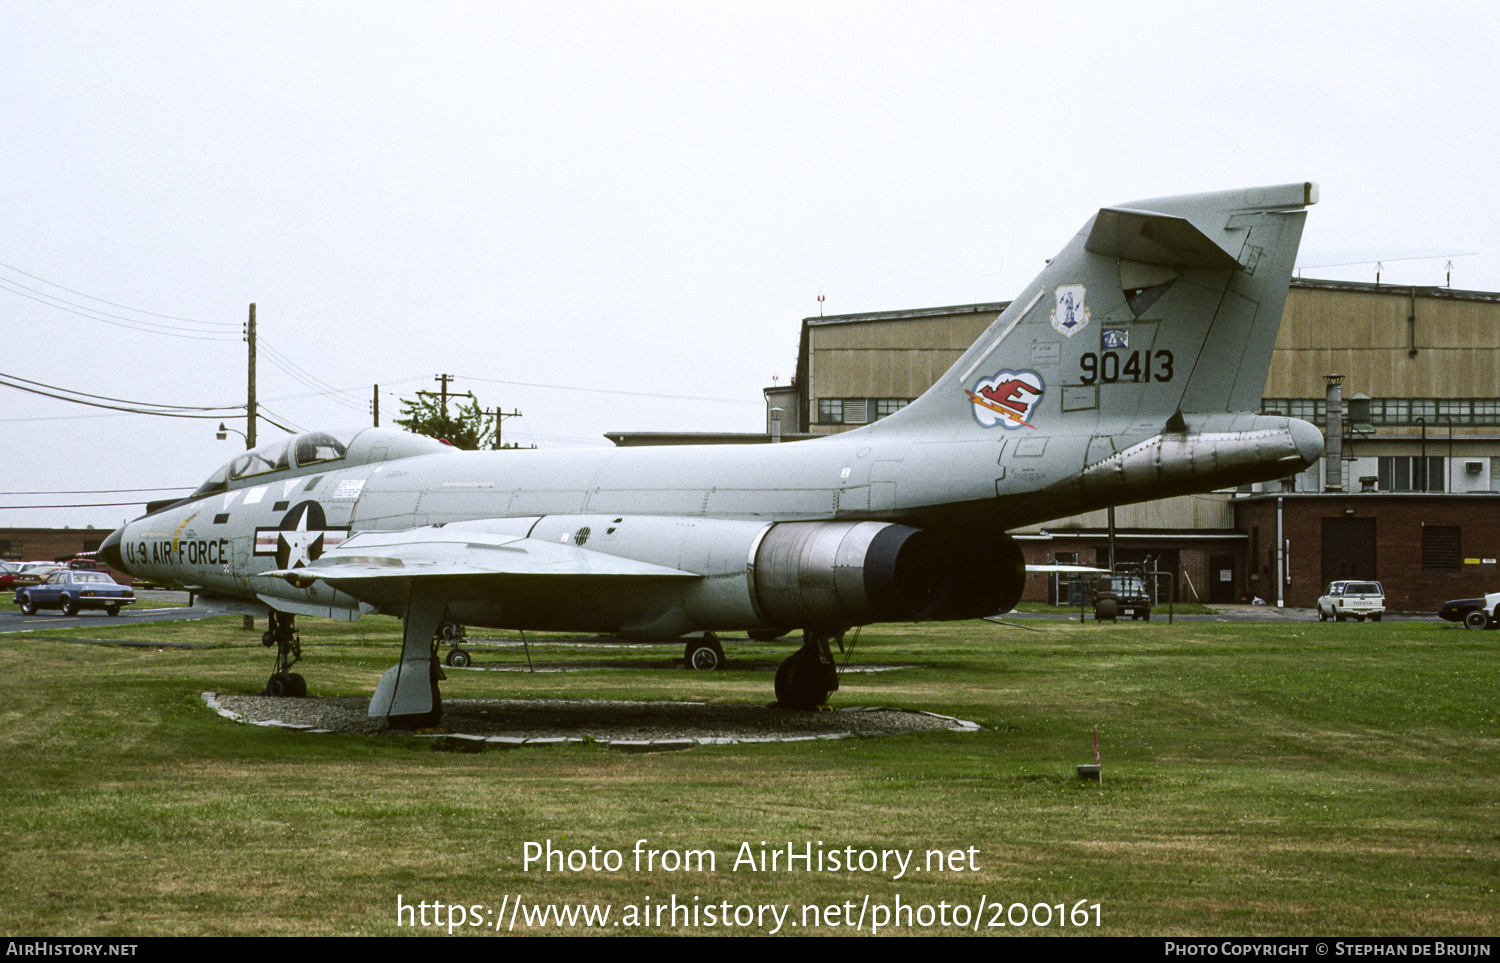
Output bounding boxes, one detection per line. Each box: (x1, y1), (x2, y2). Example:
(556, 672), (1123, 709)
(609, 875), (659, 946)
(763, 279), (1500, 612)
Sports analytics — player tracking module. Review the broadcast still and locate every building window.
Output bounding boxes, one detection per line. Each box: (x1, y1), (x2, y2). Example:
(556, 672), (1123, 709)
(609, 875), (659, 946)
(1377, 456), (1445, 492)
(1422, 525), (1461, 572)
(818, 397), (911, 425)
(1264, 397), (1500, 428)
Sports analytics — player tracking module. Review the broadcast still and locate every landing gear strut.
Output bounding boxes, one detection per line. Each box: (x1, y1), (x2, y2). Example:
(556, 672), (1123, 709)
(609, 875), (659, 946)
(774, 631), (841, 710)
(440, 619), (472, 667)
(261, 611), (307, 697)
(369, 588), (447, 729)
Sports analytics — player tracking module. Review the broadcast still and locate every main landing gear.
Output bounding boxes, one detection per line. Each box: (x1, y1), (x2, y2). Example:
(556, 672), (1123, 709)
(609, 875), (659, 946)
(774, 631), (842, 710)
(260, 611), (307, 698)
(684, 634), (726, 671)
(440, 620), (472, 668)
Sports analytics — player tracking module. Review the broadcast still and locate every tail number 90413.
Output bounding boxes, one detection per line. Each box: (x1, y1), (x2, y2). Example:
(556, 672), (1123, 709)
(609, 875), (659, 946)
(1080, 350), (1173, 385)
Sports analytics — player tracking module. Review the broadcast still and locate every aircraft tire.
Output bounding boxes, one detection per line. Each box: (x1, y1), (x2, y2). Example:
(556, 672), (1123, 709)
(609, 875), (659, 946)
(774, 649), (832, 710)
(261, 631), (275, 647)
(267, 672), (301, 697)
(1095, 599), (1118, 622)
(446, 648), (471, 668)
(18, 594), (35, 615)
(286, 672), (307, 697)
(686, 638), (725, 671)
(1464, 609), (1489, 630)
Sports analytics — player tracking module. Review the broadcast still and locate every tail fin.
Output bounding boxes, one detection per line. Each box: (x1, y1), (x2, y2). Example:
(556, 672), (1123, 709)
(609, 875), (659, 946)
(887, 182), (1317, 435)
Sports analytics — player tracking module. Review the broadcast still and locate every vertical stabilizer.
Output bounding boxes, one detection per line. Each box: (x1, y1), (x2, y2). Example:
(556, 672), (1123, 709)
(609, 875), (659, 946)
(880, 183), (1317, 438)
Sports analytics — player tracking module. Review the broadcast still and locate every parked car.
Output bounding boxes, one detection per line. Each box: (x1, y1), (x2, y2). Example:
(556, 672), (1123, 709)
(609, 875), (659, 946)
(7, 562), (62, 590)
(14, 569), (135, 616)
(1093, 573), (1153, 621)
(1316, 581), (1385, 622)
(1437, 592), (1500, 630)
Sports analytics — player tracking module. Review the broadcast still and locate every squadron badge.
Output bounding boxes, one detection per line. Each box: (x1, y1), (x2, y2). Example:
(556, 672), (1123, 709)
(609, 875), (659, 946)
(967, 369), (1045, 430)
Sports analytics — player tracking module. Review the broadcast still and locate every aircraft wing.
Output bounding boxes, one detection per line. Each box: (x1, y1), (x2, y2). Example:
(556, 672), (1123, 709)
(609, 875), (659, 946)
(262, 524), (699, 602)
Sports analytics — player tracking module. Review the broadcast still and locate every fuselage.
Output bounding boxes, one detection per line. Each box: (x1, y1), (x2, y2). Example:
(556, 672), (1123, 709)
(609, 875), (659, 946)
(103, 410), (1319, 628)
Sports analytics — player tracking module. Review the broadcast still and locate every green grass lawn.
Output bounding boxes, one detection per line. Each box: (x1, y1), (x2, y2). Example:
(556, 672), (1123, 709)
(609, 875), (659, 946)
(0, 615), (1494, 936)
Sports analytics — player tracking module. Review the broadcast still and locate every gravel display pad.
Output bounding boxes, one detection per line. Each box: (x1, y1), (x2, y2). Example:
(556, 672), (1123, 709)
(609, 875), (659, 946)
(208, 693), (978, 747)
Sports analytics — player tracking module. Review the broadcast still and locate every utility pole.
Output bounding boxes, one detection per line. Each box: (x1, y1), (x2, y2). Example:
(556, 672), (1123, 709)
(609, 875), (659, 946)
(485, 407), (523, 448)
(435, 373), (456, 412)
(246, 303), (257, 448)
(243, 303), (258, 632)
(373, 384), (379, 427)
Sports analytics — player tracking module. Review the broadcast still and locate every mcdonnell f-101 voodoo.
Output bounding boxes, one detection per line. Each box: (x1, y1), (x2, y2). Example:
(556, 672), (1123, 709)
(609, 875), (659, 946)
(101, 182), (1324, 726)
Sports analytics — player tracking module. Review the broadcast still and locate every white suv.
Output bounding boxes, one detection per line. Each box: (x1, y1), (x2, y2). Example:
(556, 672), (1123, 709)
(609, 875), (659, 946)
(1317, 581), (1385, 622)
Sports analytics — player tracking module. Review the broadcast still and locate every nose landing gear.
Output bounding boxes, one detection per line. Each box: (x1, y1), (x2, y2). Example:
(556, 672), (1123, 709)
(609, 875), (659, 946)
(261, 611), (307, 697)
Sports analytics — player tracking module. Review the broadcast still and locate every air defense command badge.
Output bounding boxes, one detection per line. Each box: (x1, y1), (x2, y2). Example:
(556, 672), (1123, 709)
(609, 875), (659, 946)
(1050, 284), (1091, 337)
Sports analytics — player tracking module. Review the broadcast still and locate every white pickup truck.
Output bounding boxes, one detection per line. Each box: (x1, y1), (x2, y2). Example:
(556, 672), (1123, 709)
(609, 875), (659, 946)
(1316, 581), (1385, 622)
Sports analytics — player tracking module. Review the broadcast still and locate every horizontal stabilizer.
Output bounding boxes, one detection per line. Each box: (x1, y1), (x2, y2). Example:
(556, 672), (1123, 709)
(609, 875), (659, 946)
(1085, 207), (1244, 269)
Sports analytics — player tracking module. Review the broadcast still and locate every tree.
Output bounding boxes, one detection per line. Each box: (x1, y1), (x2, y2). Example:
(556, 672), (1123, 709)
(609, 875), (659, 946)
(393, 391), (494, 450)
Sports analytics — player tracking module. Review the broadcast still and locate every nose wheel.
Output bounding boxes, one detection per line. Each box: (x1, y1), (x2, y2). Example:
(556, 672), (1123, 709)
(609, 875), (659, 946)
(260, 611), (307, 697)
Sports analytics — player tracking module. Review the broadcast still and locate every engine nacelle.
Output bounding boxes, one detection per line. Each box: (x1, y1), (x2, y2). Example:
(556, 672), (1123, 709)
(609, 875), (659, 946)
(440, 514), (1025, 638)
(751, 520), (1025, 630)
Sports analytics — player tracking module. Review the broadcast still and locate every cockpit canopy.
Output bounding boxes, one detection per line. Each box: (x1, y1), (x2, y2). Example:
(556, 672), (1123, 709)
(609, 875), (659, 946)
(188, 427), (455, 501)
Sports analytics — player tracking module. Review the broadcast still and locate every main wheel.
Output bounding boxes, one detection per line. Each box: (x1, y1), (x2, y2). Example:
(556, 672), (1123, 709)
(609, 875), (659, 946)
(60, 595), (77, 616)
(685, 638), (725, 670)
(445, 648), (471, 668)
(774, 649), (833, 710)
(1464, 609), (1489, 630)
(18, 594), (36, 615)
(267, 672), (307, 697)
(285, 672), (307, 697)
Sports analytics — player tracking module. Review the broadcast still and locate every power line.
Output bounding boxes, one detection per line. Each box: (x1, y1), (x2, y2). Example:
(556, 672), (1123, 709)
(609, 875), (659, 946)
(0, 279), (241, 340)
(0, 372), (244, 419)
(0, 487), (191, 495)
(0, 501), (175, 510)
(0, 259), (237, 327)
(459, 374), (761, 406)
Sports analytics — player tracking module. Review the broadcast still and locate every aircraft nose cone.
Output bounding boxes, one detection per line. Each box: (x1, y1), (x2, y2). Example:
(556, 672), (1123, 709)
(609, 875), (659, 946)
(1289, 417), (1324, 468)
(99, 525), (126, 572)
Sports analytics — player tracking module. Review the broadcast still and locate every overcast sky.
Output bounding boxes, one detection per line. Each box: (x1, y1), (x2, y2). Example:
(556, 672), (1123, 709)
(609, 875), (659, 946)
(4, 0), (1498, 531)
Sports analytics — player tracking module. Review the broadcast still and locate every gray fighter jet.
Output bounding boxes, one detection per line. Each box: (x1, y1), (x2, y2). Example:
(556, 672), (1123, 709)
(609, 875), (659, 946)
(101, 182), (1324, 726)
